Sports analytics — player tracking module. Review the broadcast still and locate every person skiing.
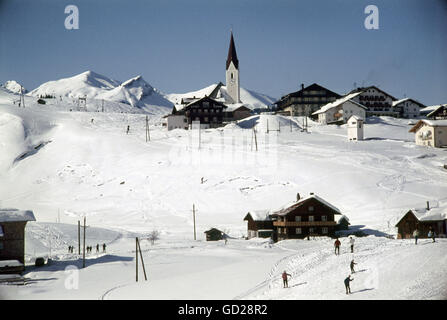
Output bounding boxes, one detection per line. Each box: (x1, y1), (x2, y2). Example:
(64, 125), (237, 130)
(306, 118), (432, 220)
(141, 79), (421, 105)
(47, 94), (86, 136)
(282, 271), (291, 288)
(413, 229), (420, 245)
(349, 236), (355, 253)
(96, 244), (100, 253)
(344, 275), (354, 294)
(350, 260), (357, 273)
(103, 243), (106, 252)
(126, 125), (130, 134)
(334, 238), (341, 255)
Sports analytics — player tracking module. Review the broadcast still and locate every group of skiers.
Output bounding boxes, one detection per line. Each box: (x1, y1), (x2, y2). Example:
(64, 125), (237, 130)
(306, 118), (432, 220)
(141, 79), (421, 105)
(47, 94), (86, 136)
(281, 236), (359, 295)
(413, 227), (436, 245)
(68, 243), (107, 254)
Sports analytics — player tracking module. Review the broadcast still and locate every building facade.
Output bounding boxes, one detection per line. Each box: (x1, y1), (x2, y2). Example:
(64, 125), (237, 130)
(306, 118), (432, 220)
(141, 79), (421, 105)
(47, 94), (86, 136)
(312, 93), (366, 124)
(409, 119), (447, 148)
(349, 86), (398, 117)
(271, 193), (341, 241)
(396, 207), (447, 239)
(243, 211), (274, 240)
(275, 83), (341, 117)
(172, 96), (228, 129)
(392, 98), (425, 118)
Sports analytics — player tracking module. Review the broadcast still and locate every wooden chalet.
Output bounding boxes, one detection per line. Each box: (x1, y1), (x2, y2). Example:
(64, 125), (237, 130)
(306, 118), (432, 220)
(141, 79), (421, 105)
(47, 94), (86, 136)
(271, 193), (342, 241)
(172, 95), (228, 129)
(0, 209), (36, 274)
(395, 203), (447, 239)
(204, 228), (224, 241)
(274, 83), (341, 117)
(427, 104), (447, 120)
(243, 211), (274, 240)
(224, 104), (252, 122)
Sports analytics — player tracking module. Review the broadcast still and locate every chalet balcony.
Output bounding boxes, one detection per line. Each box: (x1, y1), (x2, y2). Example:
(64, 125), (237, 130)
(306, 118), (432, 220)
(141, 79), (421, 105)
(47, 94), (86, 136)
(273, 221), (337, 227)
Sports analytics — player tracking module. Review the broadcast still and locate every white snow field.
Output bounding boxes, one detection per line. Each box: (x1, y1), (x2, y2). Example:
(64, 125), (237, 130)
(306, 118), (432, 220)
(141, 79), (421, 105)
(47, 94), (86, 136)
(0, 86), (446, 300)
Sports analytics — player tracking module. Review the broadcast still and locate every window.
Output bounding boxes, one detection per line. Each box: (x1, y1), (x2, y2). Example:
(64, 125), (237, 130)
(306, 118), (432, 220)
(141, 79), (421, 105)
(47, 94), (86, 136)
(0, 225), (3, 237)
(309, 216), (314, 222)
(308, 206), (314, 212)
(322, 215), (327, 222)
(0, 241), (3, 250)
(296, 228), (302, 235)
(309, 227), (315, 234)
(322, 227), (328, 234)
(231, 73), (233, 79)
(295, 216), (301, 222)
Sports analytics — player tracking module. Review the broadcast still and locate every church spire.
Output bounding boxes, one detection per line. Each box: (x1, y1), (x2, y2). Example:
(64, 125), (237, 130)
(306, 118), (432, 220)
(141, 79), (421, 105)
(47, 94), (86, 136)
(226, 32), (239, 70)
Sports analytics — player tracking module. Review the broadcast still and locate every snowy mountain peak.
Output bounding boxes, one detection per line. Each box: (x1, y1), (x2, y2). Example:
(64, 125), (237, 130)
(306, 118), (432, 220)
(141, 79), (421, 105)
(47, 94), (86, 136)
(2, 80), (27, 94)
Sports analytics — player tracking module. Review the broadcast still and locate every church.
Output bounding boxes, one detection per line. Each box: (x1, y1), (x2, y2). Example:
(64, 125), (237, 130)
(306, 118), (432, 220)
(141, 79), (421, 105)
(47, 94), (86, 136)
(167, 32), (250, 130)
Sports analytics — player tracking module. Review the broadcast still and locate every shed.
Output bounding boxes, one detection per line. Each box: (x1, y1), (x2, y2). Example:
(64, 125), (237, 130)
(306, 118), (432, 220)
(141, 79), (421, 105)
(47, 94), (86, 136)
(0, 208), (36, 274)
(204, 228), (224, 241)
(347, 115), (364, 141)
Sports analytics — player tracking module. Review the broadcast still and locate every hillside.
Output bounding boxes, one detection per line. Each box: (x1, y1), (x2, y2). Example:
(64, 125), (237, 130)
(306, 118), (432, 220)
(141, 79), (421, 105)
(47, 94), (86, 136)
(0, 90), (446, 300)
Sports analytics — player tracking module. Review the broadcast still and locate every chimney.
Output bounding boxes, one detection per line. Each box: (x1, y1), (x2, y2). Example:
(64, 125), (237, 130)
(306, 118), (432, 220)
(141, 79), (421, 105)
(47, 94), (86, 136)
(296, 193), (301, 202)
(310, 192), (314, 196)
(427, 201), (430, 211)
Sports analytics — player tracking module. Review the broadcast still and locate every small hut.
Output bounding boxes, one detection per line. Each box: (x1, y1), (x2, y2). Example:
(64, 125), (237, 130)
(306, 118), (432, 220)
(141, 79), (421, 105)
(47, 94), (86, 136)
(0, 208), (36, 274)
(204, 228), (224, 241)
(347, 115), (364, 141)
(395, 203), (447, 239)
(243, 210), (274, 240)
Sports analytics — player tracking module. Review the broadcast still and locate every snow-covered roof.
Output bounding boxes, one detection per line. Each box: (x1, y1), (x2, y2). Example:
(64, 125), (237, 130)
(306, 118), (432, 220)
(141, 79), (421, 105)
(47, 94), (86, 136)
(398, 206), (447, 224)
(421, 104), (446, 113)
(225, 103), (250, 112)
(0, 209), (36, 223)
(392, 98), (426, 108)
(246, 210), (271, 221)
(272, 194), (341, 216)
(409, 119), (447, 132)
(312, 92), (365, 115)
(426, 105), (447, 118)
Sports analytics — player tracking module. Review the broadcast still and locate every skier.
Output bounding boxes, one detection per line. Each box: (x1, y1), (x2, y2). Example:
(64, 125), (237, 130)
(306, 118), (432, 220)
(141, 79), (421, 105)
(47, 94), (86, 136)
(103, 243), (106, 252)
(344, 275), (354, 294)
(349, 236), (355, 253)
(126, 125), (130, 134)
(413, 229), (419, 245)
(350, 260), (357, 273)
(334, 238), (341, 255)
(96, 244), (100, 253)
(282, 271), (291, 288)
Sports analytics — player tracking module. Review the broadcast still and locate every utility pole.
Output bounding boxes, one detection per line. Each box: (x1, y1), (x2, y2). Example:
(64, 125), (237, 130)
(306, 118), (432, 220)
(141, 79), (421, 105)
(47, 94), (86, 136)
(193, 204), (197, 240)
(278, 120), (281, 132)
(82, 217), (86, 268)
(78, 220), (81, 255)
(101, 99), (104, 112)
(136, 238), (147, 281)
(266, 119), (269, 134)
(253, 127), (258, 151)
(145, 115), (150, 142)
(136, 237), (138, 282)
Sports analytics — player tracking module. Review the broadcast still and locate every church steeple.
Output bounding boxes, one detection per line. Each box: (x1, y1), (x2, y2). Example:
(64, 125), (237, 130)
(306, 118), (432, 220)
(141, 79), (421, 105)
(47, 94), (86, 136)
(225, 31), (240, 103)
(226, 32), (239, 70)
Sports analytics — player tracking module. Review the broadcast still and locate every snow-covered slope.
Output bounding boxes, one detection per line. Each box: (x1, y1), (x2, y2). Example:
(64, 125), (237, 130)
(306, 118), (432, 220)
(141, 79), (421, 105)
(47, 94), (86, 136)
(2, 80), (27, 94)
(29, 71), (173, 114)
(166, 83), (276, 110)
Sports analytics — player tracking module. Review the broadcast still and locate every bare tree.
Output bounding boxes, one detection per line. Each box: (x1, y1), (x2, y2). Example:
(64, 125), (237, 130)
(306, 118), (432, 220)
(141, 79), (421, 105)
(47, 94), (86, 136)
(148, 230), (160, 245)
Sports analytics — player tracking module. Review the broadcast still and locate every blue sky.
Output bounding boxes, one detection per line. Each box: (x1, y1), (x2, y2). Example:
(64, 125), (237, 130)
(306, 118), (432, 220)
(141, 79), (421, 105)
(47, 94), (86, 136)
(0, 0), (446, 104)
